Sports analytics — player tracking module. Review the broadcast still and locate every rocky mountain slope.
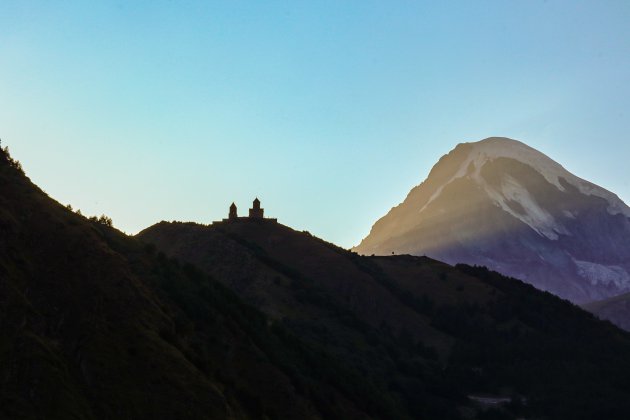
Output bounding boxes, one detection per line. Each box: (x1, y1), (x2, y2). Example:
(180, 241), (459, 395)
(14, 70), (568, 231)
(354, 137), (630, 304)
(140, 217), (630, 419)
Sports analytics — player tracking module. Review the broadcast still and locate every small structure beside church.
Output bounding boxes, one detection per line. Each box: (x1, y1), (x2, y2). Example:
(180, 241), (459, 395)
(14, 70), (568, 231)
(215, 198), (277, 224)
(229, 202), (238, 220)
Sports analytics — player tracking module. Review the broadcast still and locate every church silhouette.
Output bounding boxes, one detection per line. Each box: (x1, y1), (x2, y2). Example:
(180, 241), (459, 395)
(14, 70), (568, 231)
(216, 198), (277, 224)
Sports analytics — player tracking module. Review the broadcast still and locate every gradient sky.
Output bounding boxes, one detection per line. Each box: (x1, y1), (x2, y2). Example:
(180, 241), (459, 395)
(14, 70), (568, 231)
(2, 1), (630, 247)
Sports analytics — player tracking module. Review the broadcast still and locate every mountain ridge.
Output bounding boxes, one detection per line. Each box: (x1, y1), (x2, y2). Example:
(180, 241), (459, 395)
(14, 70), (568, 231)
(354, 137), (630, 304)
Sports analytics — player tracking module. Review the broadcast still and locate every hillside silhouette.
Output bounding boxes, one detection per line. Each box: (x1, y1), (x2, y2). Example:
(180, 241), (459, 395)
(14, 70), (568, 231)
(0, 146), (391, 419)
(140, 211), (630, 419)
(3, 145), (630, 419)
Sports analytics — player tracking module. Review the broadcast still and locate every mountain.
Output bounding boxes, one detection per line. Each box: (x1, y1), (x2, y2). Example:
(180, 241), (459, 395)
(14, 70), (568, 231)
(354, 137), (630, 305)
(5, 143), (630, 419)
(583, 293), (630, 331)
(140, 216), (630, 419)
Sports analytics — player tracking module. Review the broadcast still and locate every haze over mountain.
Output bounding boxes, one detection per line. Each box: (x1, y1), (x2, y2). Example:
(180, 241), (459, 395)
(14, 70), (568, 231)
(354, 137), (630, 305)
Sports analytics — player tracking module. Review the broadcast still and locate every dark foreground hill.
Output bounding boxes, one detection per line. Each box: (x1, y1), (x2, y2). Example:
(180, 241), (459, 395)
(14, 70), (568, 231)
(4, 144), (630, 420)
(140, 216), (630, 419)
(0, 147), (393, 419)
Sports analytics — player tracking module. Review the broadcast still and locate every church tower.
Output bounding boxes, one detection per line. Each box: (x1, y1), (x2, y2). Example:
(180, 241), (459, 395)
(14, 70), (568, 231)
(249, 198), (264, 218)
(229, 202), (237, 220)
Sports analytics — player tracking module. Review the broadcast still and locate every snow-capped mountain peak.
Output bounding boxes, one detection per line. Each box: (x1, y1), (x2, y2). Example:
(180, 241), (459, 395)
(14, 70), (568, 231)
(354, 137), (630, 304)
(451, 137), (630, 218)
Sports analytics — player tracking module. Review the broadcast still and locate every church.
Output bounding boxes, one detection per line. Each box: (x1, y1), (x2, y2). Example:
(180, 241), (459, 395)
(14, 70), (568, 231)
(216, 198), (277, 224)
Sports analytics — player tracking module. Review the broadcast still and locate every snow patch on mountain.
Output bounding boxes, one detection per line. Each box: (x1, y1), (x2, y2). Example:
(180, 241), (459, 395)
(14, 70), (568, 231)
(486, 174), (568, 240)
(563, 210), (576, 219)
(575, 260), (630, 289)
(457, 138), (630, 218)
(418, 184), (448, 213)
(415, 137), (630, 240)
(419, 160), (568, 240)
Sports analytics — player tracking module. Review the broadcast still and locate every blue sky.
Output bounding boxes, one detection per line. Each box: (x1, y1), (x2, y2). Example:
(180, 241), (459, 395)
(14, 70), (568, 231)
(2, 1), (630, 247)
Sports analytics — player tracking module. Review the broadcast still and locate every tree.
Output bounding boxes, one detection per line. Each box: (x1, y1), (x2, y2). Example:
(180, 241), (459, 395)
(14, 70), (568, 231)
(97, 214), (113, 226)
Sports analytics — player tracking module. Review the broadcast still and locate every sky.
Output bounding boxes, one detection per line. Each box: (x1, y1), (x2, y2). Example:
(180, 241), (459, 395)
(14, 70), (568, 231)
(1, 1), (630, 248)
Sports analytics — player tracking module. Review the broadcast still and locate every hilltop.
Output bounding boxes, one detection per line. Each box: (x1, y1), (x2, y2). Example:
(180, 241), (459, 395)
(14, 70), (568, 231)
(0, 146), (386, 419)
(140, 210), (630, 419)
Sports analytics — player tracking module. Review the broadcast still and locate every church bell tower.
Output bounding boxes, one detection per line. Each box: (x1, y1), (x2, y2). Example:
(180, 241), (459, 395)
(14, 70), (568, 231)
(229, 202), (237, 220)
(249, 198), (264, 218)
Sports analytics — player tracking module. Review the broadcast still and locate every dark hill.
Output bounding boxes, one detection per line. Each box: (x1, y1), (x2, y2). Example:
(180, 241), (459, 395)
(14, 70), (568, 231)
(0, 147), (388, 419)
(139, 217), (630, 419)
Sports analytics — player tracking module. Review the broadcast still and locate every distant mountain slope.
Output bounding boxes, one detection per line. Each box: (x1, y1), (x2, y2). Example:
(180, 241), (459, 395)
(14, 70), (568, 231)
(354, 137), (630, 304)
(139, 217), (630, 419)
(584, 293), (630, 331)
